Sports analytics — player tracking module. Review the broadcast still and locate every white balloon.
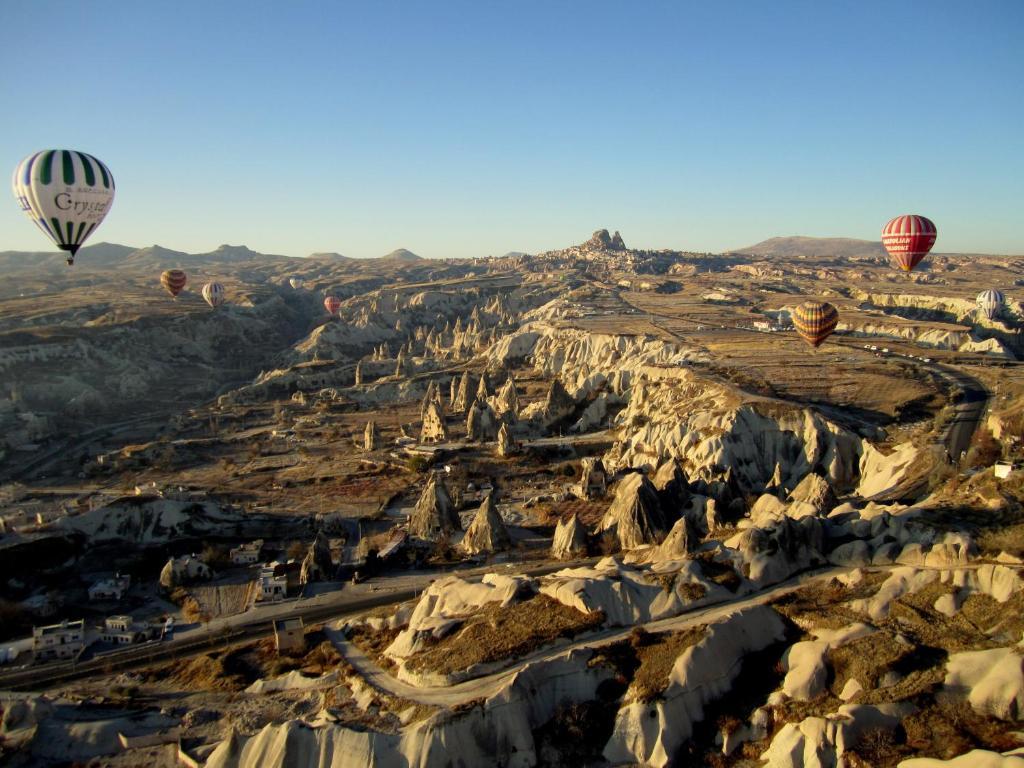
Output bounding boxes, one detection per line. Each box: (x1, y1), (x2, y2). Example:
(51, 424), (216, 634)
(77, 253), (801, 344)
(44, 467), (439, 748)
(202, 282), (226, 308)
(11, 149), (115, 265)
(977, 289), (1004, 320)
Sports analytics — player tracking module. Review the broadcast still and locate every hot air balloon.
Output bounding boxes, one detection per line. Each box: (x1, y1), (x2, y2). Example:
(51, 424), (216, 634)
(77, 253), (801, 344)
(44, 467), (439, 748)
(11, 150), (115, 265)
(881, 214), (937, 272)
(324, 296), (341, 314)
(977, 289), (1004, 320)
(793, 301), (839, 348)
(289, 277), (304, 290)
(160, 269), (187, 299)
(202, 282), (225, 308)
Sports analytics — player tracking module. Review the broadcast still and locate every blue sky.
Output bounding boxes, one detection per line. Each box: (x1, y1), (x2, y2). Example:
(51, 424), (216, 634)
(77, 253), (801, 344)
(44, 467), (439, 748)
(2, 1), (1021, 258)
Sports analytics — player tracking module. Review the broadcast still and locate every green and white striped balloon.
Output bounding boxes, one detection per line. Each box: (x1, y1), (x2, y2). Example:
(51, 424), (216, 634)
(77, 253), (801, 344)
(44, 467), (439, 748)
(11, 149), (115, 265)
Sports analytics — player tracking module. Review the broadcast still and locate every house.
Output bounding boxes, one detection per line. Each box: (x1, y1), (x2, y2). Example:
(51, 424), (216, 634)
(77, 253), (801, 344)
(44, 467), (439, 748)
(258, 567), (288, 602)
(230, 540), (264, 566)
(273, 618), (306, 655)
(33, 619), (86, 661)
(88, 573), (131, 602)
(100, 615), (157, 646)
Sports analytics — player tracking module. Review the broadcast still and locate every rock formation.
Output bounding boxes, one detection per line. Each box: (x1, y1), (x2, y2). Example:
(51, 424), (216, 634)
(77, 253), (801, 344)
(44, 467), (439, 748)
(159, 555), (212, 590)
(300, 532), (333, 584)
(419, 380), (443, 420)
(577, 457), (607, 500)
(452, 371), (474, 413)
(408, 475), (460, 541)
(787, 472), (837, 514)
(539, 378), (576, 428)
(476, 371), (490, 401)
(466, 399), (498, 441)
(419, 401), (448, 443)
(652, 458), (689, 520)
(461, 493), (512, 554)
(496, 422), (516, 457)
(599, 472), (668, 549)
(493, 376), (519, 423)
(552, 513), (589, 559)
(363, 420), (380, 451)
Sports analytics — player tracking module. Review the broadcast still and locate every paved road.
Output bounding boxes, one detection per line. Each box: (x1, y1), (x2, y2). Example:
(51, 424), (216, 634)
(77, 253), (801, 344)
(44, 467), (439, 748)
(0, 558), (595, 692)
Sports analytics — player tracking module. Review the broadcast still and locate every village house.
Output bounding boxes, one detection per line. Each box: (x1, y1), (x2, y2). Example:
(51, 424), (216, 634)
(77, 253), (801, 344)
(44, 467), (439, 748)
(33, 619), (86, 661)
(88, 573), (131, 601)
(273, 618), (306, 655)
(229, 539), (264, 565)
(100, 615), (158, 646)
(258, 567), (288, 602)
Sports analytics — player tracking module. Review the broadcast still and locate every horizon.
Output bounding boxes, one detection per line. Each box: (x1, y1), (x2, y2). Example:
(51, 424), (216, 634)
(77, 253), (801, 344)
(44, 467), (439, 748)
(2, 232), (1023, 262)
(2, 1), (1022, 259)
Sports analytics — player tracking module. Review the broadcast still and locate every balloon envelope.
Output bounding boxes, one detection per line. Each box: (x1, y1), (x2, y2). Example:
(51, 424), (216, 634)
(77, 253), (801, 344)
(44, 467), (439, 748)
(161, 269), (187, 298)
(977, 289), (1004, 320)
(11, 150), (115, 265)
(793, 301), (839, 348)
(881, 214), (936, 272)
(202, 282), (225, 308)
(324, 296), (341, 314)
(289, 278), (304, 290)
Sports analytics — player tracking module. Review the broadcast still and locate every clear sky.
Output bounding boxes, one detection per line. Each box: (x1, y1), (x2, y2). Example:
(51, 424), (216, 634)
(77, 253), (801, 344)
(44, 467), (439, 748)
(2, 1), (1022, 259)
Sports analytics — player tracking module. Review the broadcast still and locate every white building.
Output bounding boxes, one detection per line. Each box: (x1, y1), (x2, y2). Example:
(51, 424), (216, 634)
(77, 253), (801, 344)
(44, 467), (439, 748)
(230, 539), (263, 565)
(88, 573), (131, 601)
(100, 615), (156, 646)
(257, 566), (288, 602)
(33, 619), (86, 661)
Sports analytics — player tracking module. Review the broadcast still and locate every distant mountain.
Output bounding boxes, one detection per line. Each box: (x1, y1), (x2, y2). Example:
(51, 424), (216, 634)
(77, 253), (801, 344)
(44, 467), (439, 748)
(736, 236), (887, 259)
(191, 244), (288, 262)
(380, 248), (422, 262)
(0, 241), (139, 270)
(502, 251), (528, 259)
(0, 242), (297, 271)
(123, 245), (192, 266)
(308, 252), (352, 261)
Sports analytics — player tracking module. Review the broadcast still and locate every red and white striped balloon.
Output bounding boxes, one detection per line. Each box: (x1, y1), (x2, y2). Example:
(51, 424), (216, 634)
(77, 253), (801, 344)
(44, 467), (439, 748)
(881, 214), (937, 272)
(324, 296), (341, 315)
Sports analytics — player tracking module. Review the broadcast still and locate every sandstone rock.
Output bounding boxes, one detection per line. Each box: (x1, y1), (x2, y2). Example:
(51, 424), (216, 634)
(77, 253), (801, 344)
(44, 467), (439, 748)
(761, 703), (913, 768)
(652, 458), (689, 521)
(452, 371), (474, 413)
(419, 401), (448, 443)
(300, 532), (334, 584)
(603, 606), (787, 767)
(551, 514), (589, 560)
(599, 472), (668, 550)
(159, 555), (212, 589)
(466, 398), (498, 441)
(944, 646), (1024, 720)
(493, 377), (519, 422)
(577, 457), (607, 500)
(496, 422), (516, 457)
(656, 516), (697, 559)
(787, 472), (837, 515)
(408, 475), (460, 541)
(363, 420), (380, 451)
(898, 751), (1024, 767)
(461, 493), (511, 555)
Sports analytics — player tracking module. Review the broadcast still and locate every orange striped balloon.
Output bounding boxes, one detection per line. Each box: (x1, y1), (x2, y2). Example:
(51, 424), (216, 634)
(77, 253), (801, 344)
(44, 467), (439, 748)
(793, 301), (839, 348)
(881, 214), (936, 272)
(160, 269), (187, 298)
